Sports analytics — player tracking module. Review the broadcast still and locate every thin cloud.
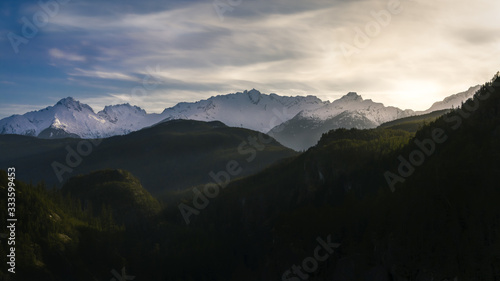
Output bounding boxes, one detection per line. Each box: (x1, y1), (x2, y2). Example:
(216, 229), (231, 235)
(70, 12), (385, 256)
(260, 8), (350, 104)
(49, 48), (86, 62)
(69, 68), (138, 81)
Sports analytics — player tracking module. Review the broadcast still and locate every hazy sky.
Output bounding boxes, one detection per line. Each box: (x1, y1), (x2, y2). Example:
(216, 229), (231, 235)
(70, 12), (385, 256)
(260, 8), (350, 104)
(1, 0), (499, 118)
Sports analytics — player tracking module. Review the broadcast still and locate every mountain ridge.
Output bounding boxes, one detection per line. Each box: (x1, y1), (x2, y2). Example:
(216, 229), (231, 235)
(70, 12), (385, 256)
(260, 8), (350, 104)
(0, 86), (482, 143)
(267, 86), (482, 150)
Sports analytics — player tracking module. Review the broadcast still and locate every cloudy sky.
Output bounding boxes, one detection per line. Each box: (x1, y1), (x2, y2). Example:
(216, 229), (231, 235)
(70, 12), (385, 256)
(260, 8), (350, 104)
(1, 0), (499, 118)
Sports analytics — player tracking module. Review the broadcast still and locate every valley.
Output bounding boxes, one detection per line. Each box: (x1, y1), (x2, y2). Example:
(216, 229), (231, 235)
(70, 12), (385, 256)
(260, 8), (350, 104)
(1, 73), (499, 280)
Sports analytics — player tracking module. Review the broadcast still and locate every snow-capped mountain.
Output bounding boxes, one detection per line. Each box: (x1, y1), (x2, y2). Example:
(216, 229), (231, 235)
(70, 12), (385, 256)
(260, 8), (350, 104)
(96, 103), (165, 136)
(0, 86), (483, 142)
(0, 90), (328, 139)
(268, 92), (415, 151)
(0, 97), (164, 139)
(160, 89), (328, 132)
(268, 85), (484, 151)
(299, 92), (414, 124)
(420, 85), (481, 114)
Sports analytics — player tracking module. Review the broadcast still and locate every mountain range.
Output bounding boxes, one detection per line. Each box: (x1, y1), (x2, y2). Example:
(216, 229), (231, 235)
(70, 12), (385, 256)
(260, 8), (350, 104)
(268, 86), (482, 150)
(3, 73), (499, 281)
(0, 85), (481, 150)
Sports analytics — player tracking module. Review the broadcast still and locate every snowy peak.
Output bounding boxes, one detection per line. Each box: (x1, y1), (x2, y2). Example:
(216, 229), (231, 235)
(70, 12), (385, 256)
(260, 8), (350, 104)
(96, 103), (160, 135)
(0, 115), (37, 136)
(55, 96), (77, 107)
(245, 89), (262, 104)
(339, 92), (363, 102)
(160, 89), (330, 132)
(269, 91), (418, 150)
(298, 91), (410, 125)
(55, 97), (94, 113)
(99, 104), (147, 121)
(0, 98), (165, 139)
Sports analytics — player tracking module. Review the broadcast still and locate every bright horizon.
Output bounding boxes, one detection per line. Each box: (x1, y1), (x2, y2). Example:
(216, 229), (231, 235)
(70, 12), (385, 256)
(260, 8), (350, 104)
(1, 0), (499, 118)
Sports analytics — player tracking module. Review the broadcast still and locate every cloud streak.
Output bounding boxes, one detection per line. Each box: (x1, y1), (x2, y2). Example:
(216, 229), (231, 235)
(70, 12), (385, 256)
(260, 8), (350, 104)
(49, 48), (86, 62)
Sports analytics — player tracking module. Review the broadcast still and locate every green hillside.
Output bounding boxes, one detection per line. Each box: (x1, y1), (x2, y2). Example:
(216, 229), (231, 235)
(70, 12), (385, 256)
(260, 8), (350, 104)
(0, 119), (297, 199)
(378, 109), (451, 132)
(0, 170), (126, 281)
(62, 169), (161, 226)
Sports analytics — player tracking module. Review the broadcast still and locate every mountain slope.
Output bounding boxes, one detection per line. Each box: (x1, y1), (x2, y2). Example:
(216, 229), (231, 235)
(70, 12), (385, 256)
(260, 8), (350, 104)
(269, 86), (484, 151)
(62, 169), (161, 226)
(183, 73), (500, 280)
(378, 109), (451, 132)
(421, 85), (482, 113)
(0, 170), (128, 281)
(268, 92), (415, 150)
(0, 119), (297, 198)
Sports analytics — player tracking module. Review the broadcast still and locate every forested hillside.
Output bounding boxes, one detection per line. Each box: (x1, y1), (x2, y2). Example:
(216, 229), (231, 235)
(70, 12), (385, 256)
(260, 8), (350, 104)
(0, 120), (297, 199)
(1, 73), (499, 280)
